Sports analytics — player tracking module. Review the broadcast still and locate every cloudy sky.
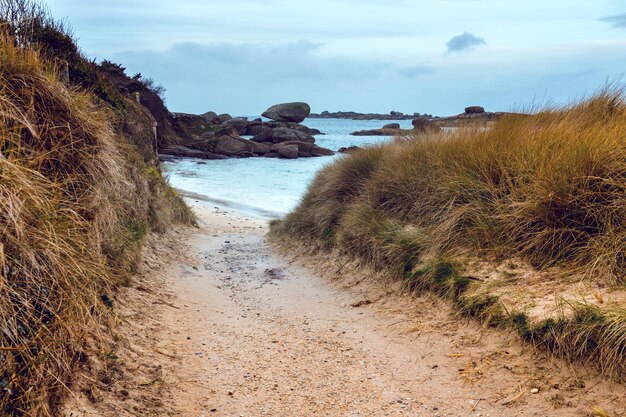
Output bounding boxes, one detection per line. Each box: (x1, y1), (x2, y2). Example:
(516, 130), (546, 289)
(46, 0), (626, 116)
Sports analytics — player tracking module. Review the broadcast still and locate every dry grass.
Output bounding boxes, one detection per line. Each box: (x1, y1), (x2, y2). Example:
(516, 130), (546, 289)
(0, 25), (192, 416)
(273, 90), (626, 379)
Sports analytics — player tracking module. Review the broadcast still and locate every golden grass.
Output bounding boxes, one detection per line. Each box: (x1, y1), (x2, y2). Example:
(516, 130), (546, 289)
(0, 29), (192, 415)
(274, 90), (626, 379)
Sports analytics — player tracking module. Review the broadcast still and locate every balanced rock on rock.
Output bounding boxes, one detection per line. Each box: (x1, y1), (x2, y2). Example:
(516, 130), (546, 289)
(262, 102), (311, 123)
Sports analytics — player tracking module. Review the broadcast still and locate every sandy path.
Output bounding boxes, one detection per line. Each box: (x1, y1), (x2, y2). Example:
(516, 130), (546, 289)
(65, 201), (626, 417)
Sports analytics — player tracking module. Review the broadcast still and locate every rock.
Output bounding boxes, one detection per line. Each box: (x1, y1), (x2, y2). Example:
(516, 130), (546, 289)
(351, 129), (397, 136)
(245, 124), (269, 136)
(338, 146), (361, 153)
(412, 116), (440, 133)
(213, 113), (233, 124)
(262, 102), (311, 123)
(277, 144), (299, 158)
(383, 123), (400, 130)
(265, 121), (322, 135)
(465, 106), (485, 114)
(251, 128), (315, 144)
(159, 145), (227, 160)
(171, 112), (215, 137)
(271, 141), (334, 158)
(202, 111), (218, 121)
(390, 111), (403, 117)
(223, 117), (249, 135)
(213, 136), (251, 157)
(248, 141), (271, 155)
(311, 144), (334, 156)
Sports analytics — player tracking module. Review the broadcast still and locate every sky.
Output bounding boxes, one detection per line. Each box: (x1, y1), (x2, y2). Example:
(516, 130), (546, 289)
(45, 0), (626, 117)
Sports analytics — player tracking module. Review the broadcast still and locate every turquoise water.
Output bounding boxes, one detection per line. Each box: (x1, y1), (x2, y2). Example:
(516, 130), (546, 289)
(162, 118), (414, 218)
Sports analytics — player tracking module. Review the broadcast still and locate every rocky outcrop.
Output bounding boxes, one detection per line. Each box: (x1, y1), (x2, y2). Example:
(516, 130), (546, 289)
(433, 108), (513, 127)
(159, 145), (227, 160)
(351, 128), (400, 136)
(251, 128), (315, 144)
(157, 102), (332, 160)
(262, 102), (311, 123)
(383, 123), (400, 130)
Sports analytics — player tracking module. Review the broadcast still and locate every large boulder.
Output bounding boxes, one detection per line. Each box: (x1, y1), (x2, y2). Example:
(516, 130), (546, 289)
(251, 128), (315, 144)
(262, 102), (311, 123)
(465, 106), (485, 114)
(276, 144), (299, 159)
(383, 123), (400, 129)
(271, 141), (334, 157)
(213, 136), (251, 157)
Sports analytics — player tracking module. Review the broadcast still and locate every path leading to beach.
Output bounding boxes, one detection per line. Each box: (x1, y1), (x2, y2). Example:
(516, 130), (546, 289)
(65, 201), (625, 417)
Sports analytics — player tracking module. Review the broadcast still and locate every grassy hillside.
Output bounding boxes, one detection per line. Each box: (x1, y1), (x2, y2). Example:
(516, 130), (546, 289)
(272, 91), (626, 379)
(0, 2), (193, 415)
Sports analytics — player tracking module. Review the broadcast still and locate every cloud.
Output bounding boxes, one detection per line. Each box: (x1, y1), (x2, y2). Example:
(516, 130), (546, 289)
(599, 13), (626, 28)
(397, 65), (435, 78)
(112, 41), (437, 114)
(445, 32), (486, 53)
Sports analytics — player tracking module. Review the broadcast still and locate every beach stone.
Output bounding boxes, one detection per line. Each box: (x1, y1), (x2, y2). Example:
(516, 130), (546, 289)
(383, 123), (400, 129)
(277, 144), (299, 159)
(262, 102), (311, 123)
(251, 128), (315, 144)
(464, 106), (485, 114)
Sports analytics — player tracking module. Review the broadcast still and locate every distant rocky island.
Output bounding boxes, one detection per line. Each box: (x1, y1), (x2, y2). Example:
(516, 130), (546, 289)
(350, 106), (511, 135)
(309, 110), (434, 120)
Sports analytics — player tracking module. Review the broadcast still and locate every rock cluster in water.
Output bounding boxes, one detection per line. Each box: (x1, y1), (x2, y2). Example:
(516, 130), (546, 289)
(309, 110), (435, 120)
(160, 102), (335, 160)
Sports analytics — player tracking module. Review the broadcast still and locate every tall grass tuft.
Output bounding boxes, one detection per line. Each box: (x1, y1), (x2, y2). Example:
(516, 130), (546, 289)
(276, 89), (626, 378)
(282, 90), (626, 281)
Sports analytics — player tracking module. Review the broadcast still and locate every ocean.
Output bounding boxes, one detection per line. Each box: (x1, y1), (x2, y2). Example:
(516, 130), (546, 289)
(161, 118), (414, 218)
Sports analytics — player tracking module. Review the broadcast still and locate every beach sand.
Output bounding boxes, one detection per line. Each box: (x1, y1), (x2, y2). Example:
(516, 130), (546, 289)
(64, 199), (626, 416)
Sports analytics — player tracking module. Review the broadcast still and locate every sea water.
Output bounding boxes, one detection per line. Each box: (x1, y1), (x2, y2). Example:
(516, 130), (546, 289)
(161, 118), (414, 218)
